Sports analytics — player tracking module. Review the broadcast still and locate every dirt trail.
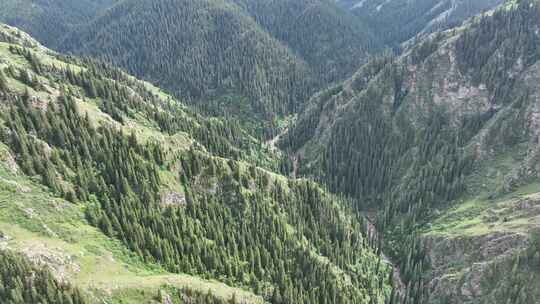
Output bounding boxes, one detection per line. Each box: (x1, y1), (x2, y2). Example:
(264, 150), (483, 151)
(266, 128), (287, 153)
(266, 128), (299, 178)
(291, 155), (299, 179)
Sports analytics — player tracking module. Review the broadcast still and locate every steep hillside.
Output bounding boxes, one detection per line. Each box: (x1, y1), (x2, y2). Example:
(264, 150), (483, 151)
(54, 0), (386, 136)
(231, 0), (381, 85)
(338, 0), (504, 48)
(58, 0), (315, 124)
(0, 0), (116, 46)
(283, 1), (540, 302)
(0, 141), (265, 304)
(0, 23), (392, 303)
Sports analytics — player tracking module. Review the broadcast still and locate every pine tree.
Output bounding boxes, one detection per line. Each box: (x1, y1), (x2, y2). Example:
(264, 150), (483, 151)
(0, 69), (8, 93)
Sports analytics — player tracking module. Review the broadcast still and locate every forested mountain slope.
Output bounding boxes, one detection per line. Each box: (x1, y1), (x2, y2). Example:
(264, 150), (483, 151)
(282, 1), (540, 302)
(54, 0), (385, 134)
(0, 0), (503, 133)
(0, 23), (392, 303)
(58, 0), (316, 127)
(0, 250), (88, 303)
(0, 0), (116, 46)
(337, 0), (504, 48)
(231, 0), (381, 85)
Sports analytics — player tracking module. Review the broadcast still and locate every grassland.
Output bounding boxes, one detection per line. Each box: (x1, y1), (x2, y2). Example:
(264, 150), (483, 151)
(425, 187), (540, 237)
(425, 140), (540, 238)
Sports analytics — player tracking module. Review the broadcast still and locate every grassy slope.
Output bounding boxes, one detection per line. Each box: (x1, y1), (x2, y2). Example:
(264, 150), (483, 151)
(426, 185), (540, 237)
(425, 143), (540, 237)
(0, 24), (267, 304)
(0, 143), (264, 304)
(420, 117), (540, 301)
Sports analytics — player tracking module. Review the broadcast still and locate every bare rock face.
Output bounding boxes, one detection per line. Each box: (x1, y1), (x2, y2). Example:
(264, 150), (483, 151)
(425, 232), (528, 302)
(481, 233), (526, 258)
(458, 262), (489, 299)
(161, 191), (186, 207)
(21, 243), (81, 283)
(515, 197), (540, 218)
(0, 24), (45, 50)
(426, 232), (526, 272)
(0, 147), (19, 174)
(158, 290), (173, 304)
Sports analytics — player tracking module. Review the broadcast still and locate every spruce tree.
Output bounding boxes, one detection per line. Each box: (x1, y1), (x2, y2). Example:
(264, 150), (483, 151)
(0, 69), (8, 93)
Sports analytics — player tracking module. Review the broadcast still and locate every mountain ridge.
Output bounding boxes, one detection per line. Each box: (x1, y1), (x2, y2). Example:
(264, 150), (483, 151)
(337, 0), (504, 48)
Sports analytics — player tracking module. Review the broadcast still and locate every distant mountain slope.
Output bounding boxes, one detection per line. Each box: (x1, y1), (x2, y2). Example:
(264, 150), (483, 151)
(0, 0), (116, 46)
(231, 0), (381, 85)
(54, 0), (385, 134)
(283, 1), (540, 302)
(58, 0), (316, 121)
(0, 23), (392, 303)
(337, 0), (504, 47)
